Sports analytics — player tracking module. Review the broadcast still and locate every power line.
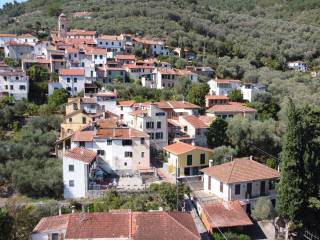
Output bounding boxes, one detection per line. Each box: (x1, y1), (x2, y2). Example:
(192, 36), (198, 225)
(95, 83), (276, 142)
(249, 143), (280, 162)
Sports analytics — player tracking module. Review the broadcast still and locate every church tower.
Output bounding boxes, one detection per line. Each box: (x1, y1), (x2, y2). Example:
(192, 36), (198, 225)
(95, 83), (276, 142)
(58, 13), (67, 38)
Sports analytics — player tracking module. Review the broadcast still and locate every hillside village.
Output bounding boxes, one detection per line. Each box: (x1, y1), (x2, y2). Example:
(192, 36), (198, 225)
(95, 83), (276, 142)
(0, 7), (319, 240)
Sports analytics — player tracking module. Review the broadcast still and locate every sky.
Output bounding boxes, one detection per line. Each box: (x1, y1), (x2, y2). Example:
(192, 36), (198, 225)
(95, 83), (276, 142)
(0, 0), (26, 7)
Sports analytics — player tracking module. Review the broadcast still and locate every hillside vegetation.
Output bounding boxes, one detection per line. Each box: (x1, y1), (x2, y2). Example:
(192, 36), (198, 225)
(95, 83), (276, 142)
(0, 0), (320, 108)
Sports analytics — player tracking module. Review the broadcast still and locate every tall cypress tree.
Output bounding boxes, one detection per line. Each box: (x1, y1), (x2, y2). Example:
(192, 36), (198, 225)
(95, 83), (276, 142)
(277, 99), (305, 227)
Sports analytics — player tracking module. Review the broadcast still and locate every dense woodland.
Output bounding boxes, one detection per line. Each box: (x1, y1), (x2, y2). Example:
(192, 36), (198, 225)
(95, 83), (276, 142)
(0, 0), (319, 238)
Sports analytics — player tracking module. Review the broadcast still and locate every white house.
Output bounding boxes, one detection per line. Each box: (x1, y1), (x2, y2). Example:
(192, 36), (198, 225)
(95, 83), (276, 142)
(0, 63), (29, 100)
(201, 157), (280, 211)
(127, 103), (168, 149)
(71, 127), (150, 175)
(153, 68), (177, 89)
(207, 79), (241, 96)
(0, 33), (17, 48)
(177, 115), (208, 147)
(63, 147), (97, 199)
(58, 68), (86, 96)
(4, 41), (34, 60)
(117, 100), (136, 122)
(94, 91), (118, 114)
(96, 35), (125, 52)
(287, 61), (308, 72)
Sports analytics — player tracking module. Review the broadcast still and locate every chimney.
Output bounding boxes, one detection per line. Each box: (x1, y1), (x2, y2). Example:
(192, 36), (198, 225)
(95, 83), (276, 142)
(249, 155), (253, 160)
(81, 205), (85, 212)
(71, 206), (75, 213)
(58, 207), (62, 215)
(209, 159), (213, 167)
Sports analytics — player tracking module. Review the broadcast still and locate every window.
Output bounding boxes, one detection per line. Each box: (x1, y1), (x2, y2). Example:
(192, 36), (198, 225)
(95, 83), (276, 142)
(120, 106), (123, 111)
(187, 155), (192, 166)
(16, 76), (19, 80)
(148, 133), (154, 139)
(157, 121), (161, 128)
(97, 150), (105, 155)
(100, 41), (102, 45)
(10, 85), (13, 90)
(19, 85), (26, 90)
(94, 55), (97, 59)
(61, 62), (64, 66)
(82, 117), (86, 124)
(184, 126), (188, 132)
(69, 180), (74, 187)
(122, 140), (132, 146)
(235, 184), (241, 195)
(3, 76), (7, 81)
(140, 138), (145, 144)
(69, 118), (72, 123)
(74, 78), (77, 83)
(269, 180), (275, 190)
(146, 122), (154, 129)
(196, 129), (201, 135)
(69, 165), (74, 172)
(155, 132), (163, 139)
(220, 182), (223, 193)
(73, 103), (78, 110)
(52, 233), (59, 240)
(66, 87), (71, 91)
(200, 154), (205, 164)
(124, 162), (127, 166)
(124, 152), (132, 158)
(107, 140), (112, 145)
(141, 152), (144, 158)
(5, 85), (8, 90)
(79, 141), (85, 147)
(100, 55), (103, 59)
(155, 112), (165, 116)
(120, 114), (124, 119)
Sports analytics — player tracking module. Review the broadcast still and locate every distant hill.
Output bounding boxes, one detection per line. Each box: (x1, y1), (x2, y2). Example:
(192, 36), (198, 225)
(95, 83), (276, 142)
(0, 0), (320, 106)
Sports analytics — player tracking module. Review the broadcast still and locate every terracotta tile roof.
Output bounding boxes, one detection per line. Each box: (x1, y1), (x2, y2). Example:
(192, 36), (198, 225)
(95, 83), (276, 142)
(67, 29), (96, 36)
(32, 214), (70, 233)
(201, 157), (280, 184)
(33, 211), (199, 240)
(96, 128), (149, 139)
(65, 38), (96, 45)
(65, 47), (79, 53)
(72, 131), (94, 142)
(203, 201), (253, 229)
(129, 109), (148, 116)
(157, 67), (177, 75)
(118, 100), (135, 107)
(132, 211), (200, 240)
(155, 101), (201, 109)
(85, 47), (106, 55)
(105, 67), (125, 71)
(168, 118), (180, 127)
(133, 37), (163, 45)
(176, 69), (194, 76)
(198, 116), (214, 126)
(206, 102), (256, 114)
(65, 212), (130, 239)
(163, 142), (213, 155)
(64, 147), (96, 163)
(206, 95), (229, 100)
(95, 91), (117, 97)
(115, 54), (136, 60)
(213, 79), (241, 84)
(96, 118), (118, 128)
(17, 33), (35, 38)
(5, 40), (32, 46)
(98, 35), (122, 41)
(0, 33), (16, 37)
(123, 64), (154, 69)
(181, 115), (208, 129)
(59, 68), (85, 76)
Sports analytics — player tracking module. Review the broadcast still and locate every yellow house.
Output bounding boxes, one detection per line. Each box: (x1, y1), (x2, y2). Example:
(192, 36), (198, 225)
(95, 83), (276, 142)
(60, 109), (94, 138)
(163, 141), (214, 177)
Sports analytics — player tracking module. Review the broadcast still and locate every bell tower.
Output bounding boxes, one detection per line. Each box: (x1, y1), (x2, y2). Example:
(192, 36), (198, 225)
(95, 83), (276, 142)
(58, 13), (67, 38)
